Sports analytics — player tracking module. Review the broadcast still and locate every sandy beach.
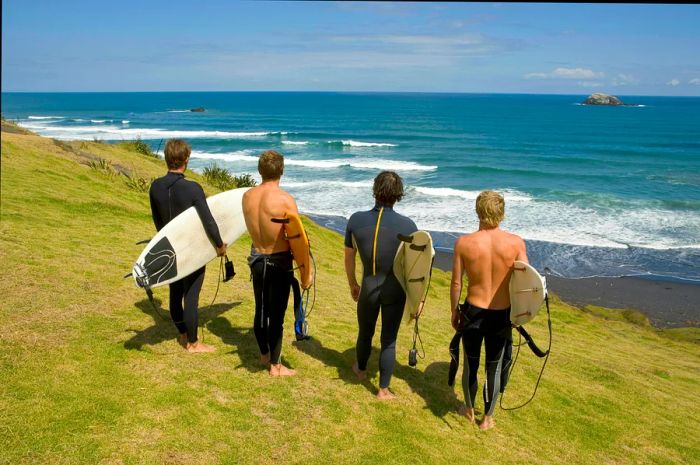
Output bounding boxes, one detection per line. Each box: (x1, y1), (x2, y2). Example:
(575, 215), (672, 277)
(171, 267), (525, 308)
(433, 250), (700, 328)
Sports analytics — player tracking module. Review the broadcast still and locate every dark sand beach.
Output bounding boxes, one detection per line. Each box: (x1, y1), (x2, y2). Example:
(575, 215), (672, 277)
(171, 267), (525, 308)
(433, 250), (700, 328)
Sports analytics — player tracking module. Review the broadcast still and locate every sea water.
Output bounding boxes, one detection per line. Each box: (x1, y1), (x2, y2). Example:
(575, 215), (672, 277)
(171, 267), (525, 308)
(3, 92), (699, 281)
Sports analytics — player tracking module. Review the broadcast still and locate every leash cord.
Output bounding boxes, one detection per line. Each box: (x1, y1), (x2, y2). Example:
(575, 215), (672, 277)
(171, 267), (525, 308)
(500, 295), (552, 411)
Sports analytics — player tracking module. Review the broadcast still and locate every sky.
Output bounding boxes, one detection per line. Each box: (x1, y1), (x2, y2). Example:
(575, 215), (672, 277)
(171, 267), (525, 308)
(2, 1), (700, 95)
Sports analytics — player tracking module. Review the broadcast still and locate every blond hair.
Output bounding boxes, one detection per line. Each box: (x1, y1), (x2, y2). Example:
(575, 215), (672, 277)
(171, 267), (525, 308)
(475, 190), (505, 228)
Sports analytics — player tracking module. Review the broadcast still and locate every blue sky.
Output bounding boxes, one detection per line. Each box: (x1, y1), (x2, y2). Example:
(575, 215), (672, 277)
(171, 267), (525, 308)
(2, 1), (699, 95)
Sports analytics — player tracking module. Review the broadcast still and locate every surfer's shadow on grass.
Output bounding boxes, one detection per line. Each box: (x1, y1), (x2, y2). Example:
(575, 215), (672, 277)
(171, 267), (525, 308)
(394, 361), (465, 424)
(123, 299), (239, 351)
(293, 337), (379, 394)
(206, 315), (266, 373)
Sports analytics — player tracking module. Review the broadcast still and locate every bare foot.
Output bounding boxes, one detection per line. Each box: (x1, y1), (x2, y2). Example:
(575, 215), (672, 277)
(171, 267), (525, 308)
(269, 364), (296, 377)
(376, 388), (396, 400)
(479, 415), (495, 431)
(352, 362), (367, 381)
(260, 352), (271, 366)
(177, 334), (187, 348)
(186, 341), (216, 353)
(458, 405), (476, 424)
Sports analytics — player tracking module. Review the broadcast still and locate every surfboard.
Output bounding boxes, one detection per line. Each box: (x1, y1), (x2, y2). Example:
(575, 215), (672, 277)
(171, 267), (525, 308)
(132, 187), (250, 289)
(393, 230), (435, 322)
(509, 260), (547, 326)
(272, 213), (313, 289)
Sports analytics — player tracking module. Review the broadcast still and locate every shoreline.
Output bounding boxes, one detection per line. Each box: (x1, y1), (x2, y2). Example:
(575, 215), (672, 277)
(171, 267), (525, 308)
(306, 213), (699, 329)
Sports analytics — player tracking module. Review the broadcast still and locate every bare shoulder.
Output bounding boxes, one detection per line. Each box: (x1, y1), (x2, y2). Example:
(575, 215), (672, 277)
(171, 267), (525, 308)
(454, 232), (477, 252)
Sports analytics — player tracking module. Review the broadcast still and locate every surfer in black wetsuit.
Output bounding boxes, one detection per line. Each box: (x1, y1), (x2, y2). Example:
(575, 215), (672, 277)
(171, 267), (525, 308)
(344, 171), (418, 399)
(450, 190), (528, 429)
(149, 139), (226, 353)
(242, 150), (305, 377)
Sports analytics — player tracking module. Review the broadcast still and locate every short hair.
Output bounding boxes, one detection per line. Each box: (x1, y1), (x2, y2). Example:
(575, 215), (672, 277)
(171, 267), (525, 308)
(475, 190), (505, 228)
(164, 139), (191, 170)
(258, 150), (284, 181)
(373, 171), (404, 205)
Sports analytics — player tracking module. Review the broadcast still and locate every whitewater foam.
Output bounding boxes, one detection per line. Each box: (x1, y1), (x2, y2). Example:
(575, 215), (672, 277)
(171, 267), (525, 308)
(332, 140), (397, 147)
(17, 123), (277, 140)
(27, 115), (64, 120)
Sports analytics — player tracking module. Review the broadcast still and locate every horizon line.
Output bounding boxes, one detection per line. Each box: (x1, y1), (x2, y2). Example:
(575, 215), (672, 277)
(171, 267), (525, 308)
(2, 90), (699, 98)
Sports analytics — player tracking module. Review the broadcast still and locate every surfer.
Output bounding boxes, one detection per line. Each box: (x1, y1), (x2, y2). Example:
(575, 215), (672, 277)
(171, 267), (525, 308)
(450, 190), (528, 429)
(344, 171), (417, 399)
(149, 139), (226, 353)
(242, 150), (301, 377)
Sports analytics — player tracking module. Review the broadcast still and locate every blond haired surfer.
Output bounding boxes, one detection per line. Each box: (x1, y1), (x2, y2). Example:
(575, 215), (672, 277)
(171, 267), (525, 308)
(450, 190), (528, 429)
(242, 150), (300, 376)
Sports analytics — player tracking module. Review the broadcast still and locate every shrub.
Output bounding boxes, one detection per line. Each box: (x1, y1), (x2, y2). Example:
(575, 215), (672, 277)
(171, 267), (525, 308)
(119, 138), (158, 158)
(123, 173), (154, 193)
(203, 164), (257, 191)
(87, 157), (117, 178)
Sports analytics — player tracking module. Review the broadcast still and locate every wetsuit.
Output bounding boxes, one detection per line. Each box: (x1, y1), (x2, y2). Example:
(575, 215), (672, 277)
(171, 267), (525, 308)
(345, 204), (417, 388)
(248, 249), (293, 364)
(459, 302), (512, 416)
(149, 172), (223, 344)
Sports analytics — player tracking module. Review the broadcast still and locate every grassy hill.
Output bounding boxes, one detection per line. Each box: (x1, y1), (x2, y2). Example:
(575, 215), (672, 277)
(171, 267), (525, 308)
(1, 123), (698, 465)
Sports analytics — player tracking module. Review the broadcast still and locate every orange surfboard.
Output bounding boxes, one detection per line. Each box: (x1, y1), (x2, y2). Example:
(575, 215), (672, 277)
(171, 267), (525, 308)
(272, 213), (314, 289)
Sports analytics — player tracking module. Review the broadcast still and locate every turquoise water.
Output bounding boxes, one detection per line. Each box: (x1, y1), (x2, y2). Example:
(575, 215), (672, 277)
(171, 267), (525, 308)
(3, 92), (699, 281)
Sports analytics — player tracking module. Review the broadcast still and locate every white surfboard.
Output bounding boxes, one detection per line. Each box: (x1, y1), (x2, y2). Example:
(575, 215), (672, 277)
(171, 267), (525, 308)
(393, 230), (435, 323)
(132, 187), (250, 289)
(509, 260), (547, 326)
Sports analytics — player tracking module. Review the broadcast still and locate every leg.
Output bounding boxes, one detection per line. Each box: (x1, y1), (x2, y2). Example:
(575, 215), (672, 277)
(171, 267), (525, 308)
(267, 269), (292, 374)
(251, 261), (270, 363)
(168, 280), (187, 345)
(461, 328), (482, 423)
(183, 267), (214, 353)
(355, 283), (380, 380)
(480, 330), (509, 430)
(376, 293), (405, 397)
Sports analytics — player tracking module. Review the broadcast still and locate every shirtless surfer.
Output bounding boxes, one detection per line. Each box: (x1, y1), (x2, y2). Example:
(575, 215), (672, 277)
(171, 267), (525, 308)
(242, 150), (308, 376)
(450, 190), (528, 430)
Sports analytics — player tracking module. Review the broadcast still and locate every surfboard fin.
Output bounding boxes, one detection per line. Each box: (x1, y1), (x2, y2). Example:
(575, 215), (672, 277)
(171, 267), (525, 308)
(397, 234), (413, 243)
(135, 239), (151, 245)
(271, 218), (290, 224)
(123, 272), (133, 279)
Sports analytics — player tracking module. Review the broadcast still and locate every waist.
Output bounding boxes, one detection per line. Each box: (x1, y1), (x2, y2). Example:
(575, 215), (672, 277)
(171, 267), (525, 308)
(248, 249), (293, 268)
(463, 300), (510, 314)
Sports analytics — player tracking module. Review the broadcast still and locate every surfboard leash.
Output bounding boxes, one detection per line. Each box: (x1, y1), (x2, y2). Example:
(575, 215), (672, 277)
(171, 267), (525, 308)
(500, 294), (552, 411)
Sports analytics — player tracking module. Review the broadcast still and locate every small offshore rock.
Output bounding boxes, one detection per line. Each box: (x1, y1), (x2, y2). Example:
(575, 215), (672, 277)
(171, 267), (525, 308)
(583, 93), (623, 106)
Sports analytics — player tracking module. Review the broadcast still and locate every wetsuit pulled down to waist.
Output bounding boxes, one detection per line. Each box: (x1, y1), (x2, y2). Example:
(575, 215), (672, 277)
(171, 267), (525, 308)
(248, 250), (293, 364)
(459, 302), (512, 416)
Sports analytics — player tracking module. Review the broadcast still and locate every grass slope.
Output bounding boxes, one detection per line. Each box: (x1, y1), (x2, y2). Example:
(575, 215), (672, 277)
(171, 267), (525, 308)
(1, 126), (699, 465)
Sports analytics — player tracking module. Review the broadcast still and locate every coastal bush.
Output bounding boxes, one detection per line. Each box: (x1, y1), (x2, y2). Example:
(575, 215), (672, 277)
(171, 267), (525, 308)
(119, 138), (158, 158)
(123, 173), (154, 193)
(203, 163), (257, 191)
(87, 157), (117, 178)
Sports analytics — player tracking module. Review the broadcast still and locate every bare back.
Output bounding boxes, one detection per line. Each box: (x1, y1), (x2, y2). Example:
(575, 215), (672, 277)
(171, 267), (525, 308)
(242, 181), (298, 254)
(452, 227), (528, 310)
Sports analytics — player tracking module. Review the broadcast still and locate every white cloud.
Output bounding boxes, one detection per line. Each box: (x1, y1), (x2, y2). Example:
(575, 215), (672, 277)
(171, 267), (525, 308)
(667, 78), (680, 86)
(690, 78), (700, 86)
(612, 74), (639, 86)
(578, 81), (603, 88)
(525, 67), (604, 80)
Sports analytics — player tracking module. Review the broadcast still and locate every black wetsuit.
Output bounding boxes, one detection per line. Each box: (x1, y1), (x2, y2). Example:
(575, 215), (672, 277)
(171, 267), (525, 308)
(149, 172), (223, 344)
(345, 204), (417, 388)
(248, 249), (294, 364)
(460, 302), (512, 416)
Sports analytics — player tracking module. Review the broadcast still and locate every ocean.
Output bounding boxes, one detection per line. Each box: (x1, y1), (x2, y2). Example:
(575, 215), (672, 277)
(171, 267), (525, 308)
(2, 92), (699, 282)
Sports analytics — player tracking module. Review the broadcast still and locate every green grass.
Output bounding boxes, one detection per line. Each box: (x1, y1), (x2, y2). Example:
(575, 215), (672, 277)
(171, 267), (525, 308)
(1, 124), (699, 464)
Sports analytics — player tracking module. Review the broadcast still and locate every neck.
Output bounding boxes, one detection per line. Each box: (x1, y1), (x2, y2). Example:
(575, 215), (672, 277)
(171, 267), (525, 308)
(261, 178), (281, 187)
(375, 201), (394, 209)
(478, 222), (499, 231)
(169, 167), (186, 174)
